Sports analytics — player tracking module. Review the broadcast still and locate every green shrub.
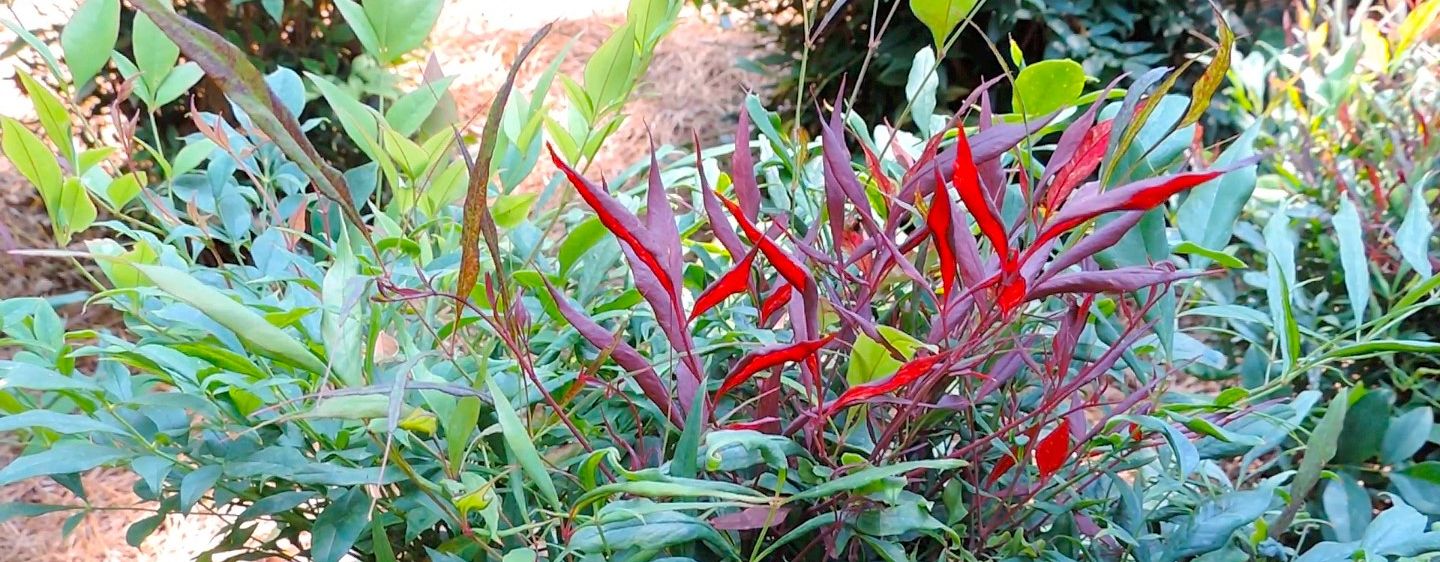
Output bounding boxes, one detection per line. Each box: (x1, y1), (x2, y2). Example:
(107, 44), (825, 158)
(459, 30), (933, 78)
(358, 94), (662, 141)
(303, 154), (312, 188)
(708, 0), (1263, 131)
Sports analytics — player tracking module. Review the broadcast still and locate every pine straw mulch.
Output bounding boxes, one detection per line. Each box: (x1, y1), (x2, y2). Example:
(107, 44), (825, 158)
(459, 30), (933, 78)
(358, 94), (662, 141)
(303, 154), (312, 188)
(0, 3), (764, 560)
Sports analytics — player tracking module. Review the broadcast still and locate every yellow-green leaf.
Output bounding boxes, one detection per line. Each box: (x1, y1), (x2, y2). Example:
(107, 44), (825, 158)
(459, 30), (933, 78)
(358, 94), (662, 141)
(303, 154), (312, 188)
(583, 26), (638, 111)
(846, 326), (928, 386)
(0, 117), (63, 208)
(492, 193), (539, 229)
(1012, 59), (1085, 117)
(135, 264), (328, 374)
(60, 0), (120, 86)
(56, 178), (97, 243)
(107, 171), (144, 209)
(909, 0), (979, 49)
(15, 72), (71, 162)
(1180, 4), (1234, 127)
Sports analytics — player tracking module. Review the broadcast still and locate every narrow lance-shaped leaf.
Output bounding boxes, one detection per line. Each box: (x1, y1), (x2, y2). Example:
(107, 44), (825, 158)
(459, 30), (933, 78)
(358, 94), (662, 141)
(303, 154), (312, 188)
(1031, 210), (1146, 284)
(1031, 163), (1254, 254)
(1396, 183), (1434, 278)
(1035, 418), (1072, 478)
(951, 126), (1010, 264)
(690, 246), (759, 320)
(1179, 3), (1234, 128)
(715, 335), (834, 400)
(1333, 196), (1370, 327)
(927, 168), (958, 294)
(549, 145), (679, 300)
(697, 136), (748, 258)
(719, 195), (811, 290)
(128, 0), (367, 237)
(731, 108), (761, 221)
(545, 280), (682, 426)
(1044, 120), (1114, 212)
(759, 282), (792, 324)
(1026, 266), (1204, 301)
(825, 352), (951, 414)
(457, 24), (551, 300)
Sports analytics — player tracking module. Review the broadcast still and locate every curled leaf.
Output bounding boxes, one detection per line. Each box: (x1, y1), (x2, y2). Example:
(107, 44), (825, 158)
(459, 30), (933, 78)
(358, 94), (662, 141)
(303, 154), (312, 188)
(714, 335), (835, 400)
(690, 247), (760, 320)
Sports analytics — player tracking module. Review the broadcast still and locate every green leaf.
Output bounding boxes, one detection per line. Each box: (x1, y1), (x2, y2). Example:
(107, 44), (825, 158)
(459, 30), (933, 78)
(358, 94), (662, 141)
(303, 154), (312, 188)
(1382, 408), (1434, 465)
(385, 77), (456, 137)
(570, 502), (734, 557)
(1, 117), (64, 211)
(171, 140), (217, 177)
(56, 178), (97, 243)
(106, 172), (143, 209)
(1321, 472), (1371, 542)
(1263, 204), (1300, 369)
(558, 217), (610, 276)
(1011, 59), (1085, 117)
(445, 396), (482, 470)
(60, 0), (120, 86)
(15, 72), (72, 163)
(0, 443), (128, 486)
(179, 465), (221, 513)
(1334, 390), (1391, 464)
(1333, 197), (1370, 327)
(1396, 184), (1433, 278)
(846, 326), (926, 386)
(133, 11), (179, 94)
(1171, 241), (1246, 269)
(0, 411), (124, 435)
(1176, 124), (1259, 267)
(0, 503), (77, 524)
(672, 384), (707, 479)
(483, 359), (561, 510)
(1393, 463), (1440, 515)
(584, 26), (638, 111)
(1164, 487), (1275, 558)
(1275, 391), (1348, 532)
(330, 0), (382, 61)
(362, 0), (443, 64)
(904, 47), (939, 136)
(308, 73), (386, 162)
(134, 264), (327, 374)
(908, 0), (978, 48)
(492, 193), (539, 229)
(311, 487), (371, 562)
(789, 459), (963, 502)
(0, 362), (102, 392)
(126, 514), (165, 547)
(152, 62), (204, 108)
(1, 19), (65, 80)
(371, 518), (398, 562)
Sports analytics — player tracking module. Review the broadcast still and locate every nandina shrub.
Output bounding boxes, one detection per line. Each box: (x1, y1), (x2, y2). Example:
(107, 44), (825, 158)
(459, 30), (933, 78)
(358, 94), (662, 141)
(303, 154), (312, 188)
(538, 64), (1269, 557)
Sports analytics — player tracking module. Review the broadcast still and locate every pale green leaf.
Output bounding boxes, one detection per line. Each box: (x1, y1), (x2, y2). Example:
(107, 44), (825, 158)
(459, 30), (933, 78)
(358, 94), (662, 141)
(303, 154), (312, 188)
(60, 0), (120, 86)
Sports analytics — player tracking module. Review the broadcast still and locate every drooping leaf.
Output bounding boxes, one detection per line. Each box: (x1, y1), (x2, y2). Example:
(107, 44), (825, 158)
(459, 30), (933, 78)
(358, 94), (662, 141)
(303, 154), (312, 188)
(690, 247), (759, 320)
(908, 0), (979, 48)
(826, 352), (950, 413)
(715, 335), (834, 400)
(135, 264), (327, 374)
(927, 168), (958, 293)
(951, 127), (1010, 263)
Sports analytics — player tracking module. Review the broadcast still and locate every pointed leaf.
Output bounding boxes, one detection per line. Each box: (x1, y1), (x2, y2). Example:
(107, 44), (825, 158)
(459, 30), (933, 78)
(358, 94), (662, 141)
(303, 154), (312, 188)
(715, 335), (834, 400)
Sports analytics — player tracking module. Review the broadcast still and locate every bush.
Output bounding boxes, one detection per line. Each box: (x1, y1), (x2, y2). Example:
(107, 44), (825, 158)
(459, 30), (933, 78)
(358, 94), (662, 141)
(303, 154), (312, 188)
(709, 0), (1270, 131)
(2, 0), (1439, 560)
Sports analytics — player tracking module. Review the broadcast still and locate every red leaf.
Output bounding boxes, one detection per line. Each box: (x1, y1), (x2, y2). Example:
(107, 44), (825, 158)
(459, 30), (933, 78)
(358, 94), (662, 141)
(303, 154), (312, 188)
(690, 246), (759, 320)
(997, 275), (1027, 313)
(1044, 120), (1114, 212)
(732, 108), (762, 221)
(759, 282), (792, 324)
(1035, 419), (1072, 478)
(927, 168), (958, 293)
(714, 335), (835, 400)
(825, 352), (950, 414)
(719, 195), (811, 291)
(549, 145), (679, 300)
(951, 127), (1011, 265)
(1032, 168), (1237, 251)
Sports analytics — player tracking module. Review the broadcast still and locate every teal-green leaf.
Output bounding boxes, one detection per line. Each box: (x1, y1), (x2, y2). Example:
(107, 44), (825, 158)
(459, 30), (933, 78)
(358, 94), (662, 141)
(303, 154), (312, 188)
(1011, 59), (1086, 117)
(311, 487), (371, 562)
(1333, 196), (1370, 327)
(1381, 408), (1434, 466)
(0, 411), (124, 435)
(483, 360), (561, 510)
(1396, 184), (1434, 278)
(1177, 124), (1260, 267)
(60, 0), (120, 86)
(134, 264), (328, 374)
(0, 443), (128, 486)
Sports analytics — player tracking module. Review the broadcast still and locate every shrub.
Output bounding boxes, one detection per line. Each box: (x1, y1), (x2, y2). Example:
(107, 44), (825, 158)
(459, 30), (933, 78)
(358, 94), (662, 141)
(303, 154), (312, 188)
(707, 0), (1260, 130)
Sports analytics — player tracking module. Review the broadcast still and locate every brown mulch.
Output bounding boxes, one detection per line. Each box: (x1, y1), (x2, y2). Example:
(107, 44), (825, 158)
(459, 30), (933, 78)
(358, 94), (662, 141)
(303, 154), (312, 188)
(0, 1), (765, 560)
